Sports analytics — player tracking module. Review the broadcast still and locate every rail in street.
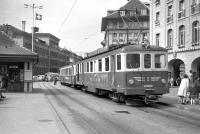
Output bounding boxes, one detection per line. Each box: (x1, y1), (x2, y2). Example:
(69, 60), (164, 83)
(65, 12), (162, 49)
(35, 82), (200, 134)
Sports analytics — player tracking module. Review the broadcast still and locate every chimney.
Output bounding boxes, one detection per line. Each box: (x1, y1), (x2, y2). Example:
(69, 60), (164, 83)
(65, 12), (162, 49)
(22, 20), (26, 32)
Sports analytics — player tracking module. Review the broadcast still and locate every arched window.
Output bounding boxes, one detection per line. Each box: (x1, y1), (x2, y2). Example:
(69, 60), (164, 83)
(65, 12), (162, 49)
(192, 21), (200, 45)
(167, 29), (173, 48)
(179, 25), (185, 47)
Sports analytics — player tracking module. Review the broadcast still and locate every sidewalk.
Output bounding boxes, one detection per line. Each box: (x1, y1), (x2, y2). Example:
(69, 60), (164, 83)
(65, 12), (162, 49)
(0, 87), (200, 134)
(0, 93), (63, 134)
(162, 87), (200, 113)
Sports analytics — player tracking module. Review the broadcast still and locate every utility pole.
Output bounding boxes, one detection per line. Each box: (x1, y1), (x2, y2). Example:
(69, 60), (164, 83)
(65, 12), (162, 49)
(24, 3), (43, 52)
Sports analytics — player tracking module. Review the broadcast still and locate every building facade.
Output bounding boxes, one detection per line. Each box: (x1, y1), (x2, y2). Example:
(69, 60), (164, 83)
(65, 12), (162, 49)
(150, 0), (200, 85)
(0, 31), (38, 92)
(0, 24), (82, 76)
(101, 0), (150, 47)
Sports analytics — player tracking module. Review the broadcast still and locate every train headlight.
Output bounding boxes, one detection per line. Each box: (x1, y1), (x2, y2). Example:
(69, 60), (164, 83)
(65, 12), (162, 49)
(161, 79), (166, 84)
(128, 79), (134, 85)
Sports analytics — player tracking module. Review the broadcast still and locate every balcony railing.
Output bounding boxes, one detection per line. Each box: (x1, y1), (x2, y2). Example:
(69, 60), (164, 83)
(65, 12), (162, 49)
(155, 0), (160, 5)
(192, 41), (200, 46)
(167, 15), (173, 23)
(191, 4), (200, 14)
(166, 0), (173, 3)
(155, 20), (160, 26)
(178, 9), (185, 19)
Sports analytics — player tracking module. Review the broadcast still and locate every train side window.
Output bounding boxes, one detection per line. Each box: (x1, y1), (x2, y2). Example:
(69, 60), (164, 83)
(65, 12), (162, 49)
(82, 63), (84, 73)
(87, 62), (89, 72)
(90, 61), (93, 72)
(98, 59), (102, 72)
(155, 54), (166, 68)
(117, 55), (121, 70)
(126, 54), (140, 69)
(84, 63), (87, 72)
(76, 64), (79, 73)
(94, 61), (96, 72)
(105, 57), (109, 71)
(144, 54), (151, 68)
(78, 64), (81, 73)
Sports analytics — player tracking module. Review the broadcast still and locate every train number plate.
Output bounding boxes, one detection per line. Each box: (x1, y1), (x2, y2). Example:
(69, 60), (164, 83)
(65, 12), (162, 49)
(145, 89), (155, 94)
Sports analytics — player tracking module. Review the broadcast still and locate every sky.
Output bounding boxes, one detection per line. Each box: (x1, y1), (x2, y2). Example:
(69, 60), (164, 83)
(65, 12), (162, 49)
(0, 0), (149, 55)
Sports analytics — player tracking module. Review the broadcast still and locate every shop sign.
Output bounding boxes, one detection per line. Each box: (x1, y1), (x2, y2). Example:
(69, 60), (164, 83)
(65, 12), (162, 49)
(9, 66), (18, 69)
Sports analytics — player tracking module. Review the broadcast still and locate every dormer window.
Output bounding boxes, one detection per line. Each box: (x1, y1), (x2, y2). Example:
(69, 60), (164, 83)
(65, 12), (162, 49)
(120, 11), (125, 16)
(141, 9), (147, 15)
(155, 0), (160, 5)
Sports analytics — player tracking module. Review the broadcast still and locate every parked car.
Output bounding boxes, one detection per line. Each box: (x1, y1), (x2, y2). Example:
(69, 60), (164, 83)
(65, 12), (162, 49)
(33, 76), (38, 81)
(37, 75), (45, 81)
(44, 72), (59, 82)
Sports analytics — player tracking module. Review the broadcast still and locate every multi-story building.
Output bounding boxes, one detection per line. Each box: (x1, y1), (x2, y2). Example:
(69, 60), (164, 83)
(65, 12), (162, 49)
(0, 24), (82, 75)
(150, 0), (200, 84)
(101, 0), (150, 47)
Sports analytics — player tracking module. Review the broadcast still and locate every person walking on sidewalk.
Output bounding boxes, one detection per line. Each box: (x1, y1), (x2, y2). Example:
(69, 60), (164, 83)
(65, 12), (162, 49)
(0, 73), (6, 100)
(193, 77), (200, 104)
(188, 78), (197, 105)
(54, 77), (58, 85)
(176, 76), (181, 86)
(177, 74), (189, 104)
(170, 77), (174, 87)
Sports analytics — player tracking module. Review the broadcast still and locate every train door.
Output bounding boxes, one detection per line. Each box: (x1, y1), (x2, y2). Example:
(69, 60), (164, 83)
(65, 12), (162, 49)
(111, 55), (116, 89)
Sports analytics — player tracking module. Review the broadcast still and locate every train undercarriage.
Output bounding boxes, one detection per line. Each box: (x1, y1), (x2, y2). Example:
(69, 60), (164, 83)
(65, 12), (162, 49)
(80, 86), (162, 104)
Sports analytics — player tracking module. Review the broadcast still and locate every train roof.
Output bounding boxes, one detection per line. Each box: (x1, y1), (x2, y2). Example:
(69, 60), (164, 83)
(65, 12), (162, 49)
(83, 44), (167, 60)
(59, 44), (167, 68)
(121, 44), (167, 52)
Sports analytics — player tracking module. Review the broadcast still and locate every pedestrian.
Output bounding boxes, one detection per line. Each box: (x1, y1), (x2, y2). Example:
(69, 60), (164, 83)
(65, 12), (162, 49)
(188, 70), (194, 85)
(170, 77), (174, 87)
(192, 77), (200, 104)
(54, 77), (58, 85)
(176, 76), (181, 86)
(2, 73), (9, 90)
(177, 74), (189, 104)
(188, 84), (197, 105)
(0, 73), (6, 100)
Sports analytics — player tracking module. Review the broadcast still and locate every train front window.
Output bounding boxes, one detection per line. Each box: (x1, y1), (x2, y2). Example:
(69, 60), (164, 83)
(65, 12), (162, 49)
(144, 54), (151, 68)
(126, 54), (140, 69)
(155, 54), (166, 68)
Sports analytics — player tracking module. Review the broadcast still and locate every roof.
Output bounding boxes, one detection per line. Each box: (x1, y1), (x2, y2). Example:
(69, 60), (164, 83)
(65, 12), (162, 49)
(101, 0), (149, 31)
(35, 33), (60, 41)
(0, 31), (38, 59)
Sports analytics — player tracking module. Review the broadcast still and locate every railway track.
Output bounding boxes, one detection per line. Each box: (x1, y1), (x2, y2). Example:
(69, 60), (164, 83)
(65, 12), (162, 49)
(37, 82), (200, 134)
(39, 82), (142, 134)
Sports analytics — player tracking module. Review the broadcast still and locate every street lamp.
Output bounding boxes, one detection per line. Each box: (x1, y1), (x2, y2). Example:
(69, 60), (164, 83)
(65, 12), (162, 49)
(24, 3), (43, 52)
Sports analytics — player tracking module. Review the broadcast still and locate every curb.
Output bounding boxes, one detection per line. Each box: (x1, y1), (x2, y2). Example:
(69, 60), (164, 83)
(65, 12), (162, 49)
(172, 104), (200, 114)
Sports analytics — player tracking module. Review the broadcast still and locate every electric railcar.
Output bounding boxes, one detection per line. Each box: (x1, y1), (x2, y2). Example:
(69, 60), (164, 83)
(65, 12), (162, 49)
(60, 44), (169, 103)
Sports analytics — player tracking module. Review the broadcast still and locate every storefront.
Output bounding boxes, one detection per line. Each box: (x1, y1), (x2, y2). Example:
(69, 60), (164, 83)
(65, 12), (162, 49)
(0, 32), (38, 92)
(0, 55), (38, 92)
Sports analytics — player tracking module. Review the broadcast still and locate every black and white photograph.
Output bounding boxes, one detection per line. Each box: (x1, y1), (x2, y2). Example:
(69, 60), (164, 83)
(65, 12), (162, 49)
(0, 0), (200, 134)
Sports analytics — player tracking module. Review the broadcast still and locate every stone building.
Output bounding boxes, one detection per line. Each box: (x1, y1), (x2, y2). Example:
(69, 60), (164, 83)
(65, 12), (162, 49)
(0, 24), (82, 76)
(150, 0), (200, 84)
(101, 0), (150, 47)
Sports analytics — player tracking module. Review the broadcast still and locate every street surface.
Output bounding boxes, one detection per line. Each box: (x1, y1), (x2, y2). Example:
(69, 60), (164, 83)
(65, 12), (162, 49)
(34, 82), (200, 134)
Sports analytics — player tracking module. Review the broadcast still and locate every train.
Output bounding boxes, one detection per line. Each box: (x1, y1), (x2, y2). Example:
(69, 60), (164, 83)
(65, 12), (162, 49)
(59, 44), (169, 103)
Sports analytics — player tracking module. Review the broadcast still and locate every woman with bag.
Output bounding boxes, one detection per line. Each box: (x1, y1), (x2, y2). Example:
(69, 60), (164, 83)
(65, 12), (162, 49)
(177, 74), (189, 104)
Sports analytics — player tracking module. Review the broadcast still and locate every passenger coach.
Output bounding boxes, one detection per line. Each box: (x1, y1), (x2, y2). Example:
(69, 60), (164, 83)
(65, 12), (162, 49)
(60, 44), (169, 103)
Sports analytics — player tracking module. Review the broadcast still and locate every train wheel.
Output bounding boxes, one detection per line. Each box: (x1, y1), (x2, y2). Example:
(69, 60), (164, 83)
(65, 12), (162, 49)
(111, 92), (120, 103)
(81, 86), (87, 92)
(144, 96), (150, 105)
(109, 92), (113, 99)
(119, 94), (126, 103)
